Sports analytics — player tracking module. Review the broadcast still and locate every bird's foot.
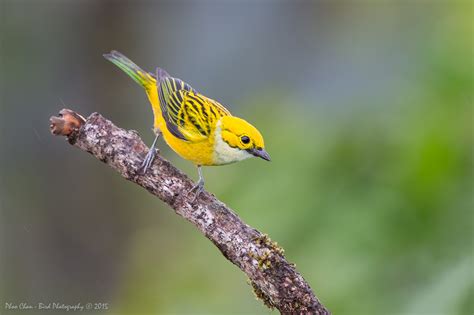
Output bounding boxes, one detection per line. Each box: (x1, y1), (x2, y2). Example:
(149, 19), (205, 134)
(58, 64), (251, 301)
(187, 180), (204, 202)
(140, 147), (158, 174)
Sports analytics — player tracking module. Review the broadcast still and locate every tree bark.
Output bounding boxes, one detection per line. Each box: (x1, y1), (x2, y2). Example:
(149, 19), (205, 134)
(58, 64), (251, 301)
(49, 109), (330, 315)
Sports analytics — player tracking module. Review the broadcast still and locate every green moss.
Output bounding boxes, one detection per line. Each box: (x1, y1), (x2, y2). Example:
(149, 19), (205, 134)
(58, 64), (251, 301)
(248, 250), (271, 270)
(254, 233), (285, 256)
(249, 234), (287, 271)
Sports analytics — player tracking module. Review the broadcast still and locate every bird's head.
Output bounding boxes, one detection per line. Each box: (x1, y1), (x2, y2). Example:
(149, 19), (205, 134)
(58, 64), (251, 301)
(214, 116), (270, 164)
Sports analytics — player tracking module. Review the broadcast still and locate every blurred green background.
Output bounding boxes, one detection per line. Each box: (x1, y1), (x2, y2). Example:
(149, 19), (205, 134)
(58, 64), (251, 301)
(0, 1), (472, 314)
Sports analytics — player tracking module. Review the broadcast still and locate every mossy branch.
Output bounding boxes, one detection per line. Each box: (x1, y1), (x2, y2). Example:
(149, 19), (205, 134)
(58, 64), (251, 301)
(49, 109), (330, 315)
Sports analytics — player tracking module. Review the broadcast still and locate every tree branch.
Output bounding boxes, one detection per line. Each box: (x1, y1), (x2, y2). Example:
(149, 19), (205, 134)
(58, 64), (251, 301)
(49, 109), (330, 314)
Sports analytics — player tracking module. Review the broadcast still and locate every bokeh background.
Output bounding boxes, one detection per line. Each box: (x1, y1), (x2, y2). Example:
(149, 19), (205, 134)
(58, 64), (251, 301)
(0, 1), (472, 314)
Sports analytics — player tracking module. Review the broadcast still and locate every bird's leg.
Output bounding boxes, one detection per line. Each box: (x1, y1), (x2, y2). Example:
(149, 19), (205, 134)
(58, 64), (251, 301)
(140, 132), (160, 173)
(188, 165), (205, 202)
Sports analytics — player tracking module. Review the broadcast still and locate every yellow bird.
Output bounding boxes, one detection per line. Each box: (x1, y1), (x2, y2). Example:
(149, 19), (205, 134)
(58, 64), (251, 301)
(104, 51), (270, 198)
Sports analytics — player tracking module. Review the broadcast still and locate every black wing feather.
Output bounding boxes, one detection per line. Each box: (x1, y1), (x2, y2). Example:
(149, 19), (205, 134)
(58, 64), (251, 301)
(156, 67), (196, 140)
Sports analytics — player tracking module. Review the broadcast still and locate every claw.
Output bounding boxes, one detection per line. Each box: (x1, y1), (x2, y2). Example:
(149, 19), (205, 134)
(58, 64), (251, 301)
(188, 180), (204, 202)
(140, 147), (156, 174)
(187, 165), (205, 202)
(140, 132), (160, 174)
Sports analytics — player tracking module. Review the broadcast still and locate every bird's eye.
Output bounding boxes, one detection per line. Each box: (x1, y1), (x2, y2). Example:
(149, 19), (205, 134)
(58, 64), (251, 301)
(241, 136), (250, 144)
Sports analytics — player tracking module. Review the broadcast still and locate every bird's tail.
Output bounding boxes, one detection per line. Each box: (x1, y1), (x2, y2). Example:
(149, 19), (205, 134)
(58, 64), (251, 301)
(103, 50), (156, 92)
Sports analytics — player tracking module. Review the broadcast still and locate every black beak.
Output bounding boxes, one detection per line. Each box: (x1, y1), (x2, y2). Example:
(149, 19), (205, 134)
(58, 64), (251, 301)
(247, 148), (271, 161)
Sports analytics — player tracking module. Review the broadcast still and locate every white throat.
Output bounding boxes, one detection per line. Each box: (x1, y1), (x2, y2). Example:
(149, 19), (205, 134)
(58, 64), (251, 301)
(213, 120), (252, 165)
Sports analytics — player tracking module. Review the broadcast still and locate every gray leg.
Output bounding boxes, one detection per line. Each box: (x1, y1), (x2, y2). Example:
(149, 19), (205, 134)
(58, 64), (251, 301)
(141, 132), (160, 173)
(189, 165), (205, 201)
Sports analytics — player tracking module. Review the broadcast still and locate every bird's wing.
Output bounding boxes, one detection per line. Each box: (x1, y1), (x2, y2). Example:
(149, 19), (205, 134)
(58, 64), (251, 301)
(157, 68), (231, 142)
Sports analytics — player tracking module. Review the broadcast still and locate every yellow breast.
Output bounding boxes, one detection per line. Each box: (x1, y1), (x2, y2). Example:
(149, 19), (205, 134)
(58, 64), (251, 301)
(162, 128), (216, 166)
